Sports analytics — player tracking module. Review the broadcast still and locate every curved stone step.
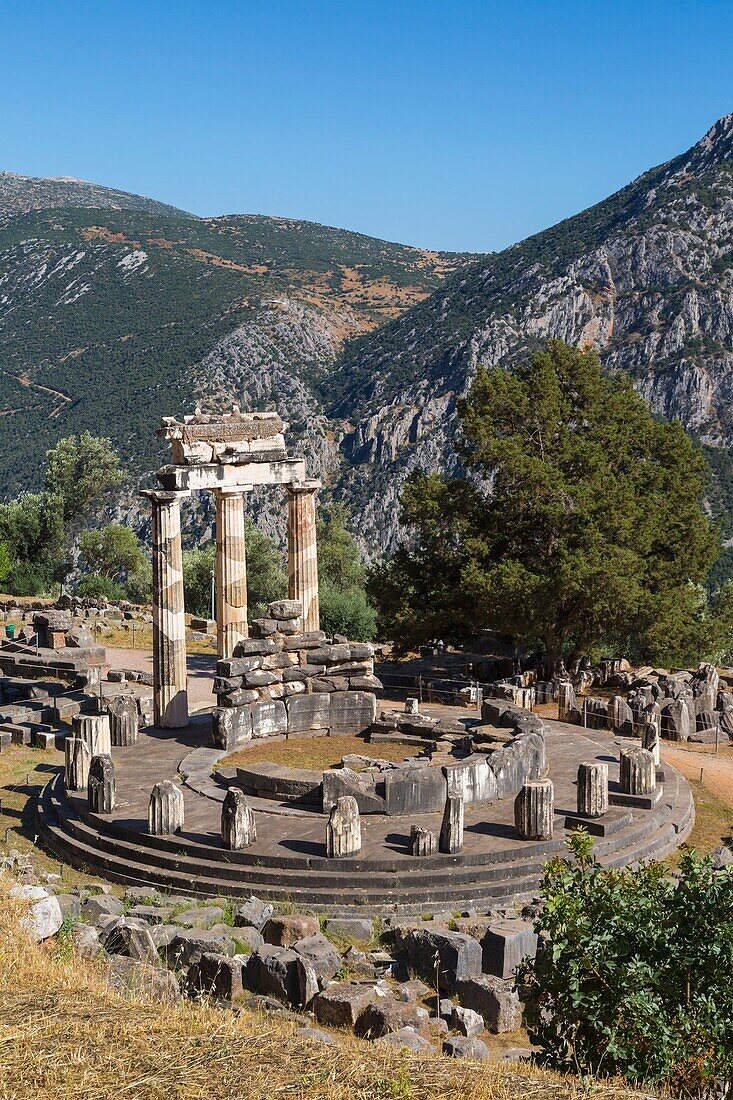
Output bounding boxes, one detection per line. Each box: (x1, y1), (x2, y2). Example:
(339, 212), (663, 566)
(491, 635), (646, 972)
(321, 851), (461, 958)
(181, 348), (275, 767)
(37, 767), (694, 914)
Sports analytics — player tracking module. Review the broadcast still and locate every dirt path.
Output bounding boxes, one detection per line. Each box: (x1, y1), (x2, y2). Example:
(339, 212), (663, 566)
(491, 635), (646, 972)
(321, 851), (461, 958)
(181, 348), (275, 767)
(662, 743), (733, 812)
(105, 646), (216, 713)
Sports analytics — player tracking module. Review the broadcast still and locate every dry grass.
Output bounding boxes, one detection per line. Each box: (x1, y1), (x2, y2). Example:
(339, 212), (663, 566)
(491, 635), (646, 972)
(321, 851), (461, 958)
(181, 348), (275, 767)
(222, 734), (416, 772)
(0, 884), (650, 1100)
(97, 622), (216, 656)
(0, 743), (114, 892)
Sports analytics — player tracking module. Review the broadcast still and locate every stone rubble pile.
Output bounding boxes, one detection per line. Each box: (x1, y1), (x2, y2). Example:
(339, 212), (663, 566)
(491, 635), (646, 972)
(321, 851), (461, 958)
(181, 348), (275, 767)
(3, 853), (545, 1060)
(556, 661), (732, 744)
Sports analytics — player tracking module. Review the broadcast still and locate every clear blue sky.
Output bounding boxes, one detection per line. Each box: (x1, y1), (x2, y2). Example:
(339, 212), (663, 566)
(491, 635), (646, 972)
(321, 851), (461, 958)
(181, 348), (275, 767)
(2, 0), (731, 252)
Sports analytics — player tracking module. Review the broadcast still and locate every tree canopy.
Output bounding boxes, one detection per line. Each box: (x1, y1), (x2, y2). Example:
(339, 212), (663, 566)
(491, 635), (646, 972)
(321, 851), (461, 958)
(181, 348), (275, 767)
(317, 507), (377, 641)
(371, 340), (723, 670)
(182, 520), (287, 620)
(44, 431), (124, 528)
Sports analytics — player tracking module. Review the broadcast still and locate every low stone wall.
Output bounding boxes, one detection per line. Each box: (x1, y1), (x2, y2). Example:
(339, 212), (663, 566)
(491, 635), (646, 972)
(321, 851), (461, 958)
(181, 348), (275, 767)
(212, 601), (380, 751)
(230, 713), (547, 816)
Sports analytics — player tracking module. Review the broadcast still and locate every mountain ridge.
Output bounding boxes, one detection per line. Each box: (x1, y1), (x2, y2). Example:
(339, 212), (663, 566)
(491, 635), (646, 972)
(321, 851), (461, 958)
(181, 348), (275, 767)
(1, 115), (733, 559)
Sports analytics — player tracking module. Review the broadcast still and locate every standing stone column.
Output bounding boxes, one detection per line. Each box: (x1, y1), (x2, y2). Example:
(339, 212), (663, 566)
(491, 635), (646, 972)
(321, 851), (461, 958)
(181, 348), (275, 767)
(148, 780), (185, 835)
(410, 825), (437, 856)
(105, 695), (138, 747)
(326, 795), (361, 857)
(65, 738), (91, 791)
(577, 761), (609, 818)
(439, 794), (464, 854)
(286, 481), (320, 633)
(88, 755), (116, 814)
(514, 778), (554, 840)
(72, 714), (111, 757)
(557, 681), (577, 722)
(214, 487), (250, 659)
(141, 489), (189, 729)
(643, 722), (661, 767)
(221, 787), (256, 849)
(620, 747), (656, 796)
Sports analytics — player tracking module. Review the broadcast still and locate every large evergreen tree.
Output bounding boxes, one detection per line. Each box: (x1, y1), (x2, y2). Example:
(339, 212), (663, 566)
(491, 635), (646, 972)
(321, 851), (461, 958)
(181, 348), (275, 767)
(372, 340), (722, 671)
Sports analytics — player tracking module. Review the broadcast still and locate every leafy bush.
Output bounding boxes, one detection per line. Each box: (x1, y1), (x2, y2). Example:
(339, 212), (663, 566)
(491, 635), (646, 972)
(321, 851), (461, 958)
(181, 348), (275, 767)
(5, 560), (52, 597)
(517, 835), (733, 1095)
(319, 580), (377, 642)
(75, 574), (125, 601)
(182, 544), (215, 619)
(317, 507), (377, 641)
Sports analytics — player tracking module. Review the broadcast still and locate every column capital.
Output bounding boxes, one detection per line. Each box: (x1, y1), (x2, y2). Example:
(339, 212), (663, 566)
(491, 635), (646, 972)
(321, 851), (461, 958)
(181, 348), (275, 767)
(140, 488), (190, 504)
(212, 484), (254, 498)
(286, 478), (321, 495)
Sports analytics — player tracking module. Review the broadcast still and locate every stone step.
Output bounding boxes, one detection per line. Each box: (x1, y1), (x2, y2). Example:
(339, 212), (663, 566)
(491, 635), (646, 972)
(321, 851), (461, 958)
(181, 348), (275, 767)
(54, 773), (682, 882)
(37, 773), (693, 913)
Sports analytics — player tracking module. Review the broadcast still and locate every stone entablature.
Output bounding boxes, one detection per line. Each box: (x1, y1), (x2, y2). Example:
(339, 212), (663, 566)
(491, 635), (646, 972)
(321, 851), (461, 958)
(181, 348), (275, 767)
(212, 600), (380, 751)
(142, 407), (323, 727)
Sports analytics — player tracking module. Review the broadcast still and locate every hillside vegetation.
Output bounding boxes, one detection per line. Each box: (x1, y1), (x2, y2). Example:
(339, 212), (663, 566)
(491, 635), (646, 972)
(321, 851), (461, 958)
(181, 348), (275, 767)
(0, 195), (472, 498)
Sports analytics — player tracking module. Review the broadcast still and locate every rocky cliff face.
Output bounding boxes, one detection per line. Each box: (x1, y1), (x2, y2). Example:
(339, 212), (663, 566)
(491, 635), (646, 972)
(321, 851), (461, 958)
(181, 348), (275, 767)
(3, 119), (733, 558)
(329, 115), (733, 552)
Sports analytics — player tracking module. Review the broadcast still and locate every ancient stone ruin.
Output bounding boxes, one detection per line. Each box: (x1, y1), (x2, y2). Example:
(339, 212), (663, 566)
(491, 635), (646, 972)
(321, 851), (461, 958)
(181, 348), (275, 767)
(141, 408), (321, 728)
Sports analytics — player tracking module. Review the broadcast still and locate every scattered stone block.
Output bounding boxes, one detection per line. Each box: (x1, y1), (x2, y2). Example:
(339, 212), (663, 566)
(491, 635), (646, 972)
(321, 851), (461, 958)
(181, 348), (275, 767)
(443, 1036), (489, 1059)
(106, 956), (181, 1003)
(70, 922), (101, 959)
(176, 906), (226, 930)
(246, 945), (309, 1006)
(82, 894), (125, 924)
(406, 929), (483, 993)
(385, 766), (447, 816)
(18, 890), (63, 941)
(292, 933), (341, 982)
(296, 1026), (336, 1046)
(453, 975), (523, 1033)
(234, 896), (273, 931)
(450, 1004), (485, 1037)
(196, 952), (244, 1000)
(103, 919), (160, 965)
(355, 999), (430, 1039)
(313, 981), (379, 1028)
(263, 914), (319, 947)
(396, 978), (431, 1002)
(374, 1027), (431, 1052)
(167, 929), (236, 969)
(481, 920), (538, 979)
(323, 916), (373, 943)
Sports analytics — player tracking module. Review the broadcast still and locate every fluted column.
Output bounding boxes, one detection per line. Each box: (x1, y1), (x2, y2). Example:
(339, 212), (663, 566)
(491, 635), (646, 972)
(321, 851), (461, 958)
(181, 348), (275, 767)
(141, 489), (189, 728)
(214, 487), (249, 659)
(286, 480), (320, 633)
(577, 761), (609, 818)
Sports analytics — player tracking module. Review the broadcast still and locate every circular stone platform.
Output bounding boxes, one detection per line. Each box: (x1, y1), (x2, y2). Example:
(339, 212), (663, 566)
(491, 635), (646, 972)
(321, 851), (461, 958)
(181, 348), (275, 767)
(37, 717), (694, 916)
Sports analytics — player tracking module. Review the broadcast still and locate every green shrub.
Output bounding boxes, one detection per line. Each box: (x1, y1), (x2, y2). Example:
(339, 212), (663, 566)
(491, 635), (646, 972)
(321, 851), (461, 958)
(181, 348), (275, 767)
(517, 836), (733, 1094)
(319, 580), (377, 641)
(75, 574), (125, 601)
(6, 560), (52, 596)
